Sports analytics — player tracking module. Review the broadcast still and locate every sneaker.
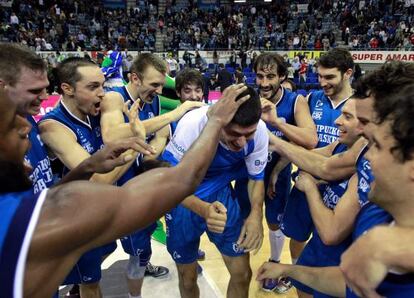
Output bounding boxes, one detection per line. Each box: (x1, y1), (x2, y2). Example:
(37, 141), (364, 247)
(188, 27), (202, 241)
(197, 249), (206, 261)
(65, 284), (80, 297)
(144, 262), (169, 278)
(274, 277), (293, 294)
(197, 263), (203, 275)
(262, 277), (278, 292)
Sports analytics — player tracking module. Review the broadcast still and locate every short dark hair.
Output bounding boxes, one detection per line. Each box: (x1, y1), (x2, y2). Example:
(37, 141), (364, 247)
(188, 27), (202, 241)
(0, 43), (46, 86)
(56, 57), (97, 93)
(353, 61), (414, 125)
(253, 53), (287, 78)
(130, 53), (167, 79)
(231, 85), (261, 126)
(379, 84), (414, 162)
(175, 68), (204, 92)
(317, 48), (354, 74)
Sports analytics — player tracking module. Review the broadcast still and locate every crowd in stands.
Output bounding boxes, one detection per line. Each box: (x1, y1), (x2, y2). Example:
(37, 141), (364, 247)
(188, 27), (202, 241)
(1, 0), (158, 51)
(2, 0), (413, 51)
(339, 0), (414, 50)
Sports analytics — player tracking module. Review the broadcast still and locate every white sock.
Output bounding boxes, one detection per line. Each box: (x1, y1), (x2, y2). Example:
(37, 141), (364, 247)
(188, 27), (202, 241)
(292, 258), (298, 265)
(128, 294), (141, 298)
(269, 229), (285, 262)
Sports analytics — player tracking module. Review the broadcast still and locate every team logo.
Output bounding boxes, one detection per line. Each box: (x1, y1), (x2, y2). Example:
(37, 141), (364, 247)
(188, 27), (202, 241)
(315, 99), (323, 108)
(312, 111), (323, 120)
(359, 177), (370, 193)
(339, 181), (348, 189)
(165, 213), (172, 221)
(254, 159), (266, 166)
(135, 248), (144, 256)
(232, 243), (244, 253)
(173, 251), (181, 260)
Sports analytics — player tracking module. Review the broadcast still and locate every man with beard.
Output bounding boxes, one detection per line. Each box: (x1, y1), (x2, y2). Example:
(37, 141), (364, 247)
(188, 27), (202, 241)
(233, 52), (318, 293)
(0, 82), (249, 298)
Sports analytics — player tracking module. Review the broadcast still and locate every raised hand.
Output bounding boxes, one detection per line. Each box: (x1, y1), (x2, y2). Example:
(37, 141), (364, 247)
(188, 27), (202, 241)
(88, 137), (155, 174)
(123, 99), (146, 139)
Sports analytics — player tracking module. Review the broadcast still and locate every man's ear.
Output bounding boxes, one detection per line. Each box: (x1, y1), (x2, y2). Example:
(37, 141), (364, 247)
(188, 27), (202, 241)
(61, 83), (75, 96)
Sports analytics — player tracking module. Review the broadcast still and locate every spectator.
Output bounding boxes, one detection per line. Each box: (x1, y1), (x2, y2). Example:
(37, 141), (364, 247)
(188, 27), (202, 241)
(216, 63), (232, 92)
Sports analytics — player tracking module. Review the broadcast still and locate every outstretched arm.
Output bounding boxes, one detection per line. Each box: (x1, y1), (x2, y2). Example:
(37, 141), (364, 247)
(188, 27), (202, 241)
(257, 262), (346, 297)
(26, 84), (250, 298)
(269, 133), (366, 181)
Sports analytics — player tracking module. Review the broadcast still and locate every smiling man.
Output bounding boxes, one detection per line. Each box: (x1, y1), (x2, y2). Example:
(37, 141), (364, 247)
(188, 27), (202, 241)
(234, 52), (317, 294)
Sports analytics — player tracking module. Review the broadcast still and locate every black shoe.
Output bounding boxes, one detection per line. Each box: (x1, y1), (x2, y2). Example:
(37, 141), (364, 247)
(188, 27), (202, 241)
(145, 262), (169, 278)
(65, 284), (80, 297)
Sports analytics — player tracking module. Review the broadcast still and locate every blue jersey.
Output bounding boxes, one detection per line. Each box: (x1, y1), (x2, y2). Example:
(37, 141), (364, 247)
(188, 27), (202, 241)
(306, 143), (352, 261)
(266, 87), (298, 163)
(40, 101), (103, 177)
(0, 189), (47, 298)
(347, 203), (412, 298)
(25, 116), (54, 194)
(355, 145), (374, 207)
(108, 86), (161, 185)
(308, 91), (348, 148)
(162, 106), (269, 199)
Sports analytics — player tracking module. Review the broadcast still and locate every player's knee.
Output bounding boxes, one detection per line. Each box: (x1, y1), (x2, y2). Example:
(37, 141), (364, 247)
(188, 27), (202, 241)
(126, 255), (146, 280)
(177, 265), (198, 289)
(229, 266), (252, 284)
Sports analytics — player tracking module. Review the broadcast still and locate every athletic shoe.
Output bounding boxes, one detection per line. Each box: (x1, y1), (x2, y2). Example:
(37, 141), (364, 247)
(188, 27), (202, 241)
(274, 277), (293, 294)
(65, 284), (80, 297)
(261, 277), (278, 292)
(197, 249), (206, 261)
(144, 262), (169, 278)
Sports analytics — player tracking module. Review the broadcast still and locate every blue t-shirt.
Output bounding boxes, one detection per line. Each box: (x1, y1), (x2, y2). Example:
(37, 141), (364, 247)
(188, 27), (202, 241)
(0, 189), (48, 297)
(162, 106), (269, 199)
(355, 144), (374, 207)
(25, 116), (54, 194)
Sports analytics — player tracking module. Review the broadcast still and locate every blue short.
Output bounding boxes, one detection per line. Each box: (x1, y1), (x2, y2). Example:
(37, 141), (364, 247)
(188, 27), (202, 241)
(235, 164), (292, 225)
(62, 242), (116, 285)
(120, 223), (157, 266)
(166, 186), (245, 264)
(280, 186), (314, 242)
(291, 232), (352, 297)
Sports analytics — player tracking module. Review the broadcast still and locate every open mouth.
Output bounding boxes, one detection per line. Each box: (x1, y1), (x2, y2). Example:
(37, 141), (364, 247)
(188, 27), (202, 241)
(94, 102), (101, 108)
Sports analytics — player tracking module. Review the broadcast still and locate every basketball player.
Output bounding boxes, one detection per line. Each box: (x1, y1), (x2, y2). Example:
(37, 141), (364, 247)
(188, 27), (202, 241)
(0, 80), (250, 298)
(162, 86), (268, 298)
(101, 54), (204, 298)
(280, 49), (355, 293)
(234, 52), (318, 293)
(257, 84), (414, 298)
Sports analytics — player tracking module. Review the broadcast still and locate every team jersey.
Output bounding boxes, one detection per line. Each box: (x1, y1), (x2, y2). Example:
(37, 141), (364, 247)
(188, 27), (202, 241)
(307, 143), (352, 261)
(162, 106), (268, 199)
(25, 116), (54, 194)
(40, 101), (104, 177)
(308, 91), (349, 148)
(266, 87), (298, 162)
(355, 144), (374, 207)
(108, 86), (161, 185)
(0, 189), (48, 298)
